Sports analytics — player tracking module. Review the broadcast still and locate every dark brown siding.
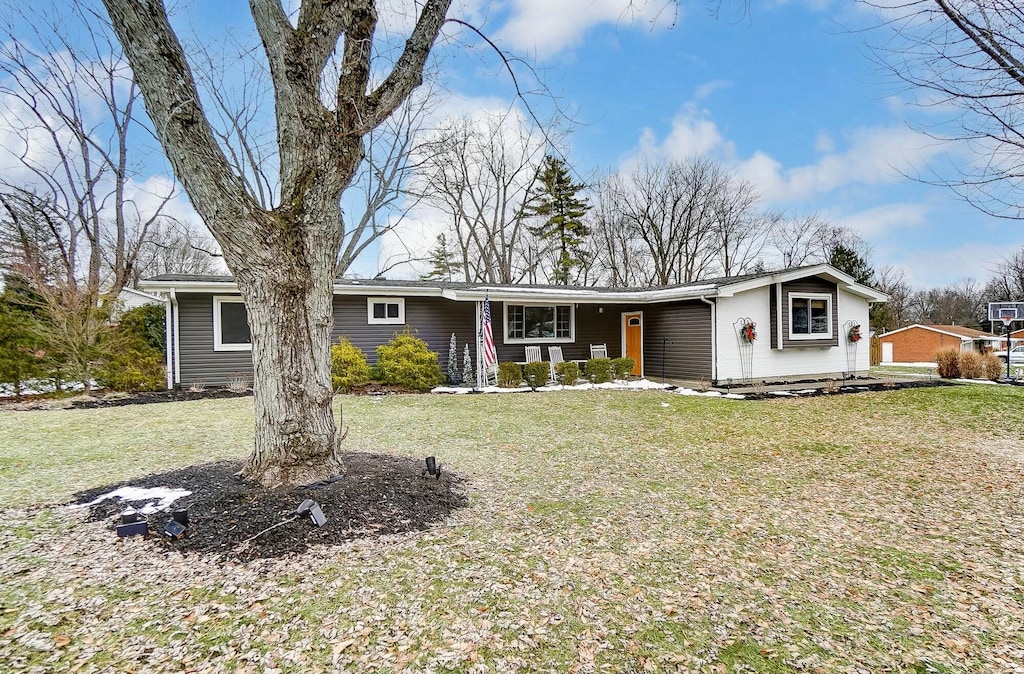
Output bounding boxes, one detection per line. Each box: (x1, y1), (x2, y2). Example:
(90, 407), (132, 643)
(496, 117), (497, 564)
(769, 284), (780, 349)
(643, 301), (713, 380)
(490, 301), (635, 364)
(177, 294), (254, 387)
(330, 295), (476, 371)
(780, 278), (840, 348)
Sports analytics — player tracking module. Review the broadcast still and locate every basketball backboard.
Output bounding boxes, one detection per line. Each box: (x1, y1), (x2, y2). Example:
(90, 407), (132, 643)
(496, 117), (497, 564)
(987, 302), (1024, 323)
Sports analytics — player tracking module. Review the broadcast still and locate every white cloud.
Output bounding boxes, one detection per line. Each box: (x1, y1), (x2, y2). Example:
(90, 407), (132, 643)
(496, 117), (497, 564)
(631, 103), (734, 167)
(496, 0), (676, 58)
(694, 79), (731, 101)
(835, 202), (930, 239)
(628, 101), (944, 204)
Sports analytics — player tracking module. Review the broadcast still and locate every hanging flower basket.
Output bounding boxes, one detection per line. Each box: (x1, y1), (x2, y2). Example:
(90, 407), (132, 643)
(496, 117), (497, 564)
(848, 324), (862, 343)
(740, 321), (756, 343)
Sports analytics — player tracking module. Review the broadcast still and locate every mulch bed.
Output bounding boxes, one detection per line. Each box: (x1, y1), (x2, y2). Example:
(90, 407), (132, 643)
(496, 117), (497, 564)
(70, 453), (467, 561)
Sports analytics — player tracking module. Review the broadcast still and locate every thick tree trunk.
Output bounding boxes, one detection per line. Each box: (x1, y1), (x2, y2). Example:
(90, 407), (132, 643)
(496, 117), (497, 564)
(239, 265), (341, 487)
(232, 185), (349, 489)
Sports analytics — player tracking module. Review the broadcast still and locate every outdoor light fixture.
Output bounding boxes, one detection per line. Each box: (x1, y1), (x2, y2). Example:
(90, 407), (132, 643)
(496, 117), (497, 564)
(422, 456), (443, 480)
(293, 499), (327, 526)
(590, 374), (597, 386)
(116, 521), (148, 538)
(725, 377), (733, 391)
(120, 509), (139, 525)
(528, 374), (537, 391)
(172, 509), (189, 526)
(164, 519), (187, 539)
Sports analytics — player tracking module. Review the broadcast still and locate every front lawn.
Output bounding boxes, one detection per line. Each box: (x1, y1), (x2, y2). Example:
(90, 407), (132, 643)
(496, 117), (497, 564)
(2, 386), (1023, 672)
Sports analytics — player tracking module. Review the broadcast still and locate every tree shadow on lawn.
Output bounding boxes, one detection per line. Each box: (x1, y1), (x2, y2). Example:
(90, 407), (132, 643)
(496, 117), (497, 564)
(70, 452), (467, 561)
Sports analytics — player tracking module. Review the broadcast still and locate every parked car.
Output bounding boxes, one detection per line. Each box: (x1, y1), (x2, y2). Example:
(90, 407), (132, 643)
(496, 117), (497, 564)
(993, 345), (1024, 363)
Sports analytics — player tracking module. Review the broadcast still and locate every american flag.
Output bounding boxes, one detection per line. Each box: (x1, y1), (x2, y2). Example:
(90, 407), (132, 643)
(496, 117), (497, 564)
(482, 296), (497, 370)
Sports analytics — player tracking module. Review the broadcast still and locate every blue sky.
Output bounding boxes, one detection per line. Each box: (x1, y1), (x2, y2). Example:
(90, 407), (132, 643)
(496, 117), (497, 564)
(409, 0), (1021, 289)
(7, 0), (1017, 290)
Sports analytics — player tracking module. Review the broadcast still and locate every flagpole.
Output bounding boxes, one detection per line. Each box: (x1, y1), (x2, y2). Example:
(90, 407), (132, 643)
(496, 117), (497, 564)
(476, 300), (483, 389)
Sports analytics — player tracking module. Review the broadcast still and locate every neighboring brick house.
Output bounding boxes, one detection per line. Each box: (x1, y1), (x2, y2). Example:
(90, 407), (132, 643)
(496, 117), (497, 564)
(878, 324), (1003, 363)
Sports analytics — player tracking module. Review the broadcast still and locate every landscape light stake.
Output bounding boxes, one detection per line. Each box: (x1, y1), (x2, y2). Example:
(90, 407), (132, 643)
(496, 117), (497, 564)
(528, 374), (536, 391)
(422, 456), (442, 480)
(164, 519), (186, 539)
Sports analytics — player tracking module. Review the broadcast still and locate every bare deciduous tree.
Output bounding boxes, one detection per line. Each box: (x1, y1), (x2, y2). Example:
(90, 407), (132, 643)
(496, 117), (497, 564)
(0, 2), (175, 299)
(100, 0), (453, 486)
(869, 0), (1024, 218)
(412, 112), (546, 284)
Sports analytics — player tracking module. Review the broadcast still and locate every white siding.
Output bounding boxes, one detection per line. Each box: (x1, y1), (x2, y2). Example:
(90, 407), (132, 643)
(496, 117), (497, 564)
(715, 287), (871, 381)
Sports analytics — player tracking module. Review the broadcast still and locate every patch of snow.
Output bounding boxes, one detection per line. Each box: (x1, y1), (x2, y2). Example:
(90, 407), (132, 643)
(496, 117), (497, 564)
(771, 391), (795, 396)
(431, 378), (673, 395)
(69, 486), (192, 514)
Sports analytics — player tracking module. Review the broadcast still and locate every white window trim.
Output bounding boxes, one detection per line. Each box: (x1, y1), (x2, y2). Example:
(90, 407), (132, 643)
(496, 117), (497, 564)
(503, 303), (575, 344)
(367, 297), (406, 325)
(213, 296), (252, 352)
(789, 292), (833, 341)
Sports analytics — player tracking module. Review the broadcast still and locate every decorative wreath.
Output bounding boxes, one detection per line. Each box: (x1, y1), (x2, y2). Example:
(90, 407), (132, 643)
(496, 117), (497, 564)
(740, 321), (757, 343)
(848, 324), (862, 343)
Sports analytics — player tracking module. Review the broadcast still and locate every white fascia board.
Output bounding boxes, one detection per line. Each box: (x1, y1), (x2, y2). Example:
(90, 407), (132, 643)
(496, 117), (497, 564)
(331, 284), (443, 297)
(139, 279), (238, 293)
(879, 324), (989, 341)
(449, 284), (717, 304)
(715, 264), (888, 303)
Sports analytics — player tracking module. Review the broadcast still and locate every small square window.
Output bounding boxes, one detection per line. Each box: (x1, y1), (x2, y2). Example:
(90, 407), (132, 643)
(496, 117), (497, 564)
(789, 293), (832, 340)
(213, 296), (252, 351)
(367, 297), (405, 325)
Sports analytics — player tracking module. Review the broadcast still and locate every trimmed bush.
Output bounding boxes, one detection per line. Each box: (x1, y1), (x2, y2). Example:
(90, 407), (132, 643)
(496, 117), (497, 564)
(611, 357), (635, 380)
(95, 336), (165, 392)
(958, 351), (984, 379)
(554, 360), (580, 384)
(330, 337), (371, 392)
(983, 353), (1004, 380)
(584, 357), (613, 384)
(935, 347), (960, 378)
(497, 362), (523, 388)
(523, 361), (551, 385)
(374, 331), (445, 392)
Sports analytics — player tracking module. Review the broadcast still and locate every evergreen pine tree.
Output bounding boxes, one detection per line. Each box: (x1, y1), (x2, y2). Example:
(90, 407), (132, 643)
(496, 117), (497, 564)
(420, 234), (462, 282)
(526, 155), (591, 285)
(447, 332), (460, 384)
(462, 343), (474, 387)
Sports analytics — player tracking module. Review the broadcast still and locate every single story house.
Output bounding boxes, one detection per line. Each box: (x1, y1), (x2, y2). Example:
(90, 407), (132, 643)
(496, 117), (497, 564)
(138, 264), (887, 389)
(877, 324), (1003, 364)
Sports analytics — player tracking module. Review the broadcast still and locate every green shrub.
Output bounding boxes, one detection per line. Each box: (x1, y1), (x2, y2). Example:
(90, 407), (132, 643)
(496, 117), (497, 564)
(584, 357), (612, 384)
(523, 361), (551, 385)
(374, 331), (445, 392)
(330, 337), (370, 392)
(95, 336), (165, 392)
(497, 362), (523, 388)
(611, 357), (635, 380)
(983, 353), (1004, 380)
(935, 347), (960, 378)
(958, 351), (984, 379)
(118, 303), (166, 353)
(0, 299), (46, 396)
(554, 360), (580, 384)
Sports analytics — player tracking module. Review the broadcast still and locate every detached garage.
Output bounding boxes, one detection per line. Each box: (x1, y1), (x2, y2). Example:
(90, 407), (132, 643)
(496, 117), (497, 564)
(878, 324), (1003, 363)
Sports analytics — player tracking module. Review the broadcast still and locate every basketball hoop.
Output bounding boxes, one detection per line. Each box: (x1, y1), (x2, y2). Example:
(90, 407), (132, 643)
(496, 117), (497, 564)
(1000, 309), (1017, 329)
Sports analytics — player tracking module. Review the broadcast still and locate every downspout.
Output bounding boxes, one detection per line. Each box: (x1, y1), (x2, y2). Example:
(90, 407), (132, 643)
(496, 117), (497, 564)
(163, 291), (173, 390)
(700, 295), (717, 384)
(169, 288), (181, 389)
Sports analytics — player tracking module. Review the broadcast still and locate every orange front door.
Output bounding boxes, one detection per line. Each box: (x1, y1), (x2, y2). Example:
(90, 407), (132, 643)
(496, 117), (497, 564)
(623, 312), (643, 376)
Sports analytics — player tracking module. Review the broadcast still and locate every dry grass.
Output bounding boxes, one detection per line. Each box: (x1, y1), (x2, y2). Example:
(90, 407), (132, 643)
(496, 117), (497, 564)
(2, 385), (1024, 673)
